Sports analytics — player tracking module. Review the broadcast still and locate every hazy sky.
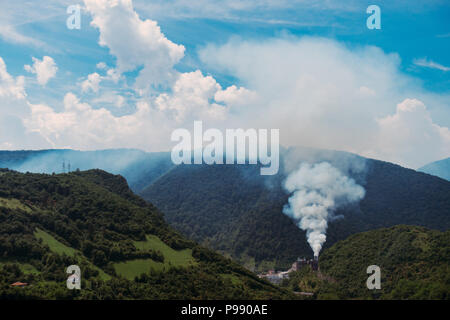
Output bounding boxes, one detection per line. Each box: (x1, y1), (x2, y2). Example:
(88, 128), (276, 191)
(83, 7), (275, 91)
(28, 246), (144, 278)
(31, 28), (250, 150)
(0, 0), (449, 168)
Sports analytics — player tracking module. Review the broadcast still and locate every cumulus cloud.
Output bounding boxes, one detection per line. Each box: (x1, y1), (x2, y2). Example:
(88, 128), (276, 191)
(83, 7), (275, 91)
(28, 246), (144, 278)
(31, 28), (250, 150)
(0, 57), (29, 127)
(81, 72), (102, 93)
(23, 91), (184, 151)
(96, 62), (107, 70)
(24, 56), (57, 86)
(84, 0), (185, 93)
(1, 1), (253, 152)
(373, 99), (450, 168)
(154, 70), (251, 123)
(214, 85), (256, 106)
(1, 0), (448, 170)
(24, 71), (252, 150)
(0, 57), (48, 149)
(80, 68), (120, 94)
(0, 57), (26, 101)
(25, 92), (144, 149)
(199, 37), (450, 168)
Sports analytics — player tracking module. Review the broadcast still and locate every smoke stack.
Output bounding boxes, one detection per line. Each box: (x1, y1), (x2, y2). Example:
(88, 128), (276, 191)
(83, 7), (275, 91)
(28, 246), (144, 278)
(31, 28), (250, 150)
(314, 255), (318, 261)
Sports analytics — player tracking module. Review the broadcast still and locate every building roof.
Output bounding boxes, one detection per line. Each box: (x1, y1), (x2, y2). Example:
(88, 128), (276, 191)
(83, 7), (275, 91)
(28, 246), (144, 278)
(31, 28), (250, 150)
(11, 282), (28, 286)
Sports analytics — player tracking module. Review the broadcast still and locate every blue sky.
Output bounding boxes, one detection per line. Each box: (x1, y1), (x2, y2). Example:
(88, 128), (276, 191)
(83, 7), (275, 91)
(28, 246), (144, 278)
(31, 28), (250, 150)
(159, 4), (450, 93)
(2, 1), (449, 99)
(0, 0), (449, 168)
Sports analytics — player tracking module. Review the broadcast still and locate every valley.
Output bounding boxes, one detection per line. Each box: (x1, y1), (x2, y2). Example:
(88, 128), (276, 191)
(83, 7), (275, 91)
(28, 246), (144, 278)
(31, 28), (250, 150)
(0, 148), (449, 300)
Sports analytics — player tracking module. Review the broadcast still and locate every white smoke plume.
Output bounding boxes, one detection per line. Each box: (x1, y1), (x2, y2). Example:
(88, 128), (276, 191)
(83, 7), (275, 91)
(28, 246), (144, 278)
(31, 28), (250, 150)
(283, 162), (365, 257)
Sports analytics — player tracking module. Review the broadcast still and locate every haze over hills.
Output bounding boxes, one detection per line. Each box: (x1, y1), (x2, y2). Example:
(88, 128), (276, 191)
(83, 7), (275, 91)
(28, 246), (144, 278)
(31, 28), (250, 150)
(1, 148), (449, 273)
(0, 168), (292, 299)
(419, 157), (450, 181)
(0, 149), (174, 193)
(0, 148), (449, 299)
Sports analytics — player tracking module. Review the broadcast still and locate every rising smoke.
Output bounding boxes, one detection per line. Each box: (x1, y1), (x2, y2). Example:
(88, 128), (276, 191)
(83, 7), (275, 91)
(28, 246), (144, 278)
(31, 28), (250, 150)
(283, 162), (365, 257)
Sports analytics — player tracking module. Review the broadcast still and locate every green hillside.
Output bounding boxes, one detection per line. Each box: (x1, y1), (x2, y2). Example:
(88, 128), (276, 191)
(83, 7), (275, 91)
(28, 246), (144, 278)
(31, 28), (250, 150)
(0, 169), (292, 300)
(140, 153), (450, 271)
(114, 235), (197, 279)
(280, 225), (449, 299)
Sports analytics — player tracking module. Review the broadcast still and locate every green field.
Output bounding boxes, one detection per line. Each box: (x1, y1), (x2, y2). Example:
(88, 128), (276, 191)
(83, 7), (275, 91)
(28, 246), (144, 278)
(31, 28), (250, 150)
(0, 259), (39, 275)
(34, 228), (77, 257)
(33, 228), (111, 280)
(113, 258), (167, 279)
(220, 273), (242, 286)
(134, 235), (196, 266)
(0, 197), (32, 213)
(113, 235), (197, 280)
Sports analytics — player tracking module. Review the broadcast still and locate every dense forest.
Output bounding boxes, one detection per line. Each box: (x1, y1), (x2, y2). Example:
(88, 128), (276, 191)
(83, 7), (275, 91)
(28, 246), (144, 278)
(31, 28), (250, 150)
(0, 169), (293, 299)
(1, 148), (448, 300)
(280, 225), (449, 300)
(141, 151), (450, 271)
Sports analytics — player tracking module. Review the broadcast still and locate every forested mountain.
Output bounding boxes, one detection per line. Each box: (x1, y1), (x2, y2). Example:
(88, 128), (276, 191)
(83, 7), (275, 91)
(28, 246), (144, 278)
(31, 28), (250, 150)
(140, 149), (450, 271)
(2, 148), (449, 274)
(281, 225), (449, 300)
(0, 169), (292, 299)
(419, 157), (450, 181)
(0, 149), (174, 193)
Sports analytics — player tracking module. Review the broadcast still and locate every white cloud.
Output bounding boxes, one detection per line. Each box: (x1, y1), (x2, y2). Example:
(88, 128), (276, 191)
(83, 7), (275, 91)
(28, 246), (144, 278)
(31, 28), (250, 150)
(0, 56), (29, 124)
(374, 99), (450, 168)
(84, 0), (185, 93)
(199, 37), (450, 168)
(96, 62), (107, 69)
(80, 68), (122, 95)
(1, 1), (448, 169)
(22, 70), (252, 151)
(81, 72), (102, 93)
(91, 91), (126, 108)
(358, 86), (376, 97)
(214, 85), (256, 106)
(24, 92), (172, 151)
(413, 58), (450, 72)
(24, 56), (58, 86)
(1, 2), (251, 152)
(155, 70), (254, 123)
(0, 25), (46, 48)
(105, 68), (121, 83)
(0, 57), (26, 101)
(0, 56), (49, 149)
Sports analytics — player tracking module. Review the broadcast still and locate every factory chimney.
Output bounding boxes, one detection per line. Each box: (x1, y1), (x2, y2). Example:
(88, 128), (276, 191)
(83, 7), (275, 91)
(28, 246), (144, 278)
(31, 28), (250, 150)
(311, 255), (319, 271)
